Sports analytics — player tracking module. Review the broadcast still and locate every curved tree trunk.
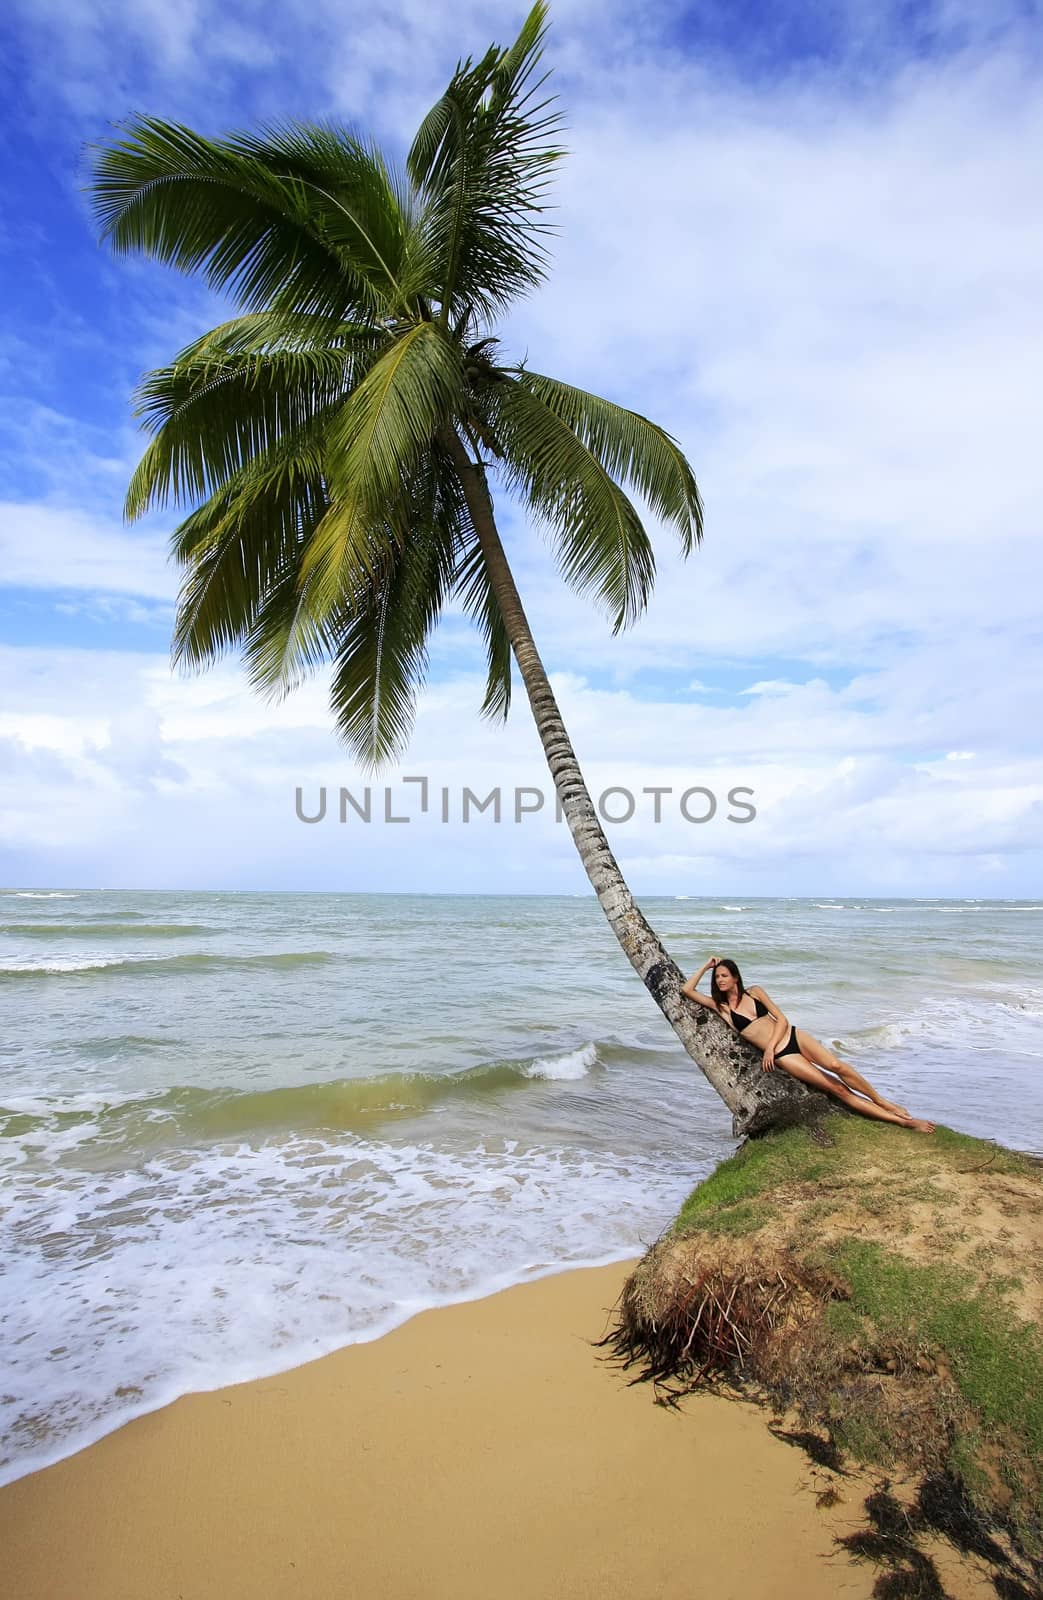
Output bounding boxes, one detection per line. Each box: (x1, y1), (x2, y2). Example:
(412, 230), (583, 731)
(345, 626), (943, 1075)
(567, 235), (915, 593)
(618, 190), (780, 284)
(443, 427), (815, 1138)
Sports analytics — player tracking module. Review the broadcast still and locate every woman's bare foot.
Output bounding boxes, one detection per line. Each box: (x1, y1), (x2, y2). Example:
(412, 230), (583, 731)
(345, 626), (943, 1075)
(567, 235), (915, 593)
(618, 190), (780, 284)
(904, 1117), (935, 1133)
(879, 1100), (910, 1119)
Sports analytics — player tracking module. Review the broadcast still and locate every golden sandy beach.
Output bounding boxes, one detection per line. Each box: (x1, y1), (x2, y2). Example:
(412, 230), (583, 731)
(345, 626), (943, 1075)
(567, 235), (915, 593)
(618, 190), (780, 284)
(0, 1258), (994, 1600)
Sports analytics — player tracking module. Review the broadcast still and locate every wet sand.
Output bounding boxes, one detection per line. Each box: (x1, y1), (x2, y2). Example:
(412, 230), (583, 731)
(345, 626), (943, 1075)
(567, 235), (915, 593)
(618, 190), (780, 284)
(0, 1257), (992, 1599)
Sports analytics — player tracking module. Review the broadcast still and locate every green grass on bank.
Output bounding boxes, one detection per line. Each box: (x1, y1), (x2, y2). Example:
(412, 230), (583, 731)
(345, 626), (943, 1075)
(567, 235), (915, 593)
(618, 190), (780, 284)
(669, 1118), (1034, 1238)
(831, 1241), (1043, 1462)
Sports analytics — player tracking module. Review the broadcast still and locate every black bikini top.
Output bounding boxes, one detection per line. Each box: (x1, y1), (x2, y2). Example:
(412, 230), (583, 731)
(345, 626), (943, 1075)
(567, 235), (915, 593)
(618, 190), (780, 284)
(727, 994), (768, 1032)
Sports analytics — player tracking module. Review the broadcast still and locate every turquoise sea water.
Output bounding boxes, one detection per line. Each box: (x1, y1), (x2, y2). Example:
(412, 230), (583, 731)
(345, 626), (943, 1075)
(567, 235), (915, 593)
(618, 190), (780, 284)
(1, 890), (1041, 1485)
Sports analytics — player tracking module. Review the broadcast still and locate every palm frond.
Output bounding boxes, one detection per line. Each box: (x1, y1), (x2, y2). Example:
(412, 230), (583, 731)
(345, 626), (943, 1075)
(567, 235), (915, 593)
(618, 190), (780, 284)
(407, 0), (565, 323)
(326, 449), (465, 769)
(167, 425), (334, 679)
(452, 533), (513, 720)
(126, 323), (384, 519)
(296, 320), (466, 615)
(506, 369), (705, 555)
(240, 548), (354, 702)
(178, 310), (377, 357)
(87, 117), (415, 321)
(223, 121), (437, 313)
(489, 376), (656, 632)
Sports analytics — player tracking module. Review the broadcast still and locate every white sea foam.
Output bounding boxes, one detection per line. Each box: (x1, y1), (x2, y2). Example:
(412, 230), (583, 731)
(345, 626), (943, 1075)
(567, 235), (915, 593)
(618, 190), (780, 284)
(523, 1041), (598, 1080)
(848, 991), (1043, 1057)
(939, 905), (1043, 912)
(0, 953), (156, 975)
(0, 1089), (119, 1117)
(0, 1127), (700, 1489)
(3, 891), (79, 898)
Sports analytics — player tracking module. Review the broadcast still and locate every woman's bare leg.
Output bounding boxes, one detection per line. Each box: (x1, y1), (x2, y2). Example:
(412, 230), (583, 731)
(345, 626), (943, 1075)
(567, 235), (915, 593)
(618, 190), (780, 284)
(777, 1051), (934, 1131)
(795, 1029), (910, 1119)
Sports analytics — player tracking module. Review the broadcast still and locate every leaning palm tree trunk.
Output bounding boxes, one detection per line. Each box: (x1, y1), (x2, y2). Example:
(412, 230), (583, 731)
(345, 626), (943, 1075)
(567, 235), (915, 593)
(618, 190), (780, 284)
(442, 427), (813, 1137)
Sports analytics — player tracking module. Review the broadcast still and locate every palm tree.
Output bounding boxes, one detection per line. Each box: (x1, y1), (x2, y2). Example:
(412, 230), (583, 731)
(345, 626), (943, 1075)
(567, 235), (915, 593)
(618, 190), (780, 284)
(87, 1), (811, 1137)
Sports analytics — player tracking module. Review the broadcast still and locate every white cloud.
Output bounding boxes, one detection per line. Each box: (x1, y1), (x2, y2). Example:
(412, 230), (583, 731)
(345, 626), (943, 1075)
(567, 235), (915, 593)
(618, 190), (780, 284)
(0, 503), (175, 599)
(741, 680), (805, 698)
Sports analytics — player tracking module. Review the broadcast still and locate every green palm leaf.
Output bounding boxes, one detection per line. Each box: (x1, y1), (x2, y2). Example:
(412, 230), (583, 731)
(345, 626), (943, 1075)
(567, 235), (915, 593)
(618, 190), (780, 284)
(489, 376), (656, 632)
(168, 424), (335, 680)
(407, 0), (565, 323)
(452, 532), (514, 720)
(88, 117), (418, 321)
(223, 122), (437, 314)
(507, 370), (705, 555)
(327, 450), (466, 767)
(296, 320), (466, 614)
(171, 310), (373, 357)
(126, 320), (384, 519)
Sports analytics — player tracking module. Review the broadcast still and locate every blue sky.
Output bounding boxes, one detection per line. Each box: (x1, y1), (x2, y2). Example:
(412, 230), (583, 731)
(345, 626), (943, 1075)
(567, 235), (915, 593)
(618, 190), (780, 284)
(1, 0), (1042, 893)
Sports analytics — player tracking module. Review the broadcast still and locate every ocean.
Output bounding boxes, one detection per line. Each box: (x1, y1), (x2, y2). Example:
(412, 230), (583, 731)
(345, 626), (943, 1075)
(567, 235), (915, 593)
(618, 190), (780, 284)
(2, 890), (1041, 1486)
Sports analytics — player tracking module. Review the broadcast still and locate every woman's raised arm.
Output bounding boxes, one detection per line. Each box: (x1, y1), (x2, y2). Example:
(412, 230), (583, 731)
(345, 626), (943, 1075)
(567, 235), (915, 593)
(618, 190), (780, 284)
(680, 959), (720, 1010)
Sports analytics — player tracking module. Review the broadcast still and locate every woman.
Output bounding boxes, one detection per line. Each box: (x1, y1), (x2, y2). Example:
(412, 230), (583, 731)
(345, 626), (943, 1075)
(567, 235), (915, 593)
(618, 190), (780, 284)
(682, 956), (935, 1132)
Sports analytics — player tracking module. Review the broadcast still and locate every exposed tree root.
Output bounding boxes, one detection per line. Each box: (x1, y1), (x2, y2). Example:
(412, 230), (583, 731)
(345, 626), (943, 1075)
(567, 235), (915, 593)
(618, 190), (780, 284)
(593, 1236), (844, 1404)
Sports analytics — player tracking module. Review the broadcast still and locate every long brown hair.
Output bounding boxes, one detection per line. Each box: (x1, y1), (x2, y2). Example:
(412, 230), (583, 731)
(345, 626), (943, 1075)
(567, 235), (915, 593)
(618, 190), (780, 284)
(710, 957), (745, 1008)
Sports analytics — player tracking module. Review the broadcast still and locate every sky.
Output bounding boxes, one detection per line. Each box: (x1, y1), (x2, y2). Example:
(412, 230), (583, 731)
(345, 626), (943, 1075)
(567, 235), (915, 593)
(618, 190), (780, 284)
(1, 0), (1041, 895)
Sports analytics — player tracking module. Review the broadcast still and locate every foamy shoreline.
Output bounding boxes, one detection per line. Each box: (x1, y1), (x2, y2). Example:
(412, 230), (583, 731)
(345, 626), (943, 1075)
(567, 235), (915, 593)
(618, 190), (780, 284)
(0, 1246), (646, 1491)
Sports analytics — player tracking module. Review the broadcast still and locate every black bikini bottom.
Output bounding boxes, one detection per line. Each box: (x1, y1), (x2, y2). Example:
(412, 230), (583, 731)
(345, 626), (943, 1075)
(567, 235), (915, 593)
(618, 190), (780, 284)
(775, 1024), (803, 1060)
